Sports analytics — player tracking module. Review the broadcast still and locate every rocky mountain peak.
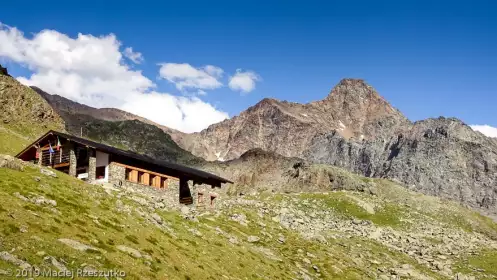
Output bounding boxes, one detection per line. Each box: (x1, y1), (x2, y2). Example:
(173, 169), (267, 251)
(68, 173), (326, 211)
(245, 97), (280, 113)
(325, 78), (385, 103)
(337, 78), (370, 88)
(168, 78), (414, 161)
(307, 78), (411, 140)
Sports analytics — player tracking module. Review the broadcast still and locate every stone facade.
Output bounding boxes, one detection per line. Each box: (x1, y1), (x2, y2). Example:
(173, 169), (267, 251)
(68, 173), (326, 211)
(103, 166), (220, 209)
(68, 143), (76, 177)
(119, 179), (220, 209)
(90, 159), (223, 209)
(108, 162), (125, 186)
(88, 149), (96, 182)
(194, 185), (220, 209)
(37, 147), (42, 166)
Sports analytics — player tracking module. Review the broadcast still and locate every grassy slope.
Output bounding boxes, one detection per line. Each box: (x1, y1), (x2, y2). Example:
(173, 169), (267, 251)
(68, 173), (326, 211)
(0, 162), (496, 279)
(0, 166), (289, 280)
(0, 74), (65, 155)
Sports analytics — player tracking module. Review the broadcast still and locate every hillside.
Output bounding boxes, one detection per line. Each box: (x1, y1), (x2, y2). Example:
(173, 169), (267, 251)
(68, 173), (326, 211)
(0, 154), (496, 279)
(62, 114), (200, 165)
(0, 67), (65, 155)
(32, 86), (187, 143)
(31, 86), (199, 165)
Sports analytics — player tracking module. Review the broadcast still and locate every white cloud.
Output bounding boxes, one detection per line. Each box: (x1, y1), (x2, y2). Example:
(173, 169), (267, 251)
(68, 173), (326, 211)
(121, 92), (228, 133)
(158, 63), (223, 91)
(123, 47), (143, 64)
(228, 69), (261, 93)
(470, 125), (497, 138)
(0, 23), (228, 133)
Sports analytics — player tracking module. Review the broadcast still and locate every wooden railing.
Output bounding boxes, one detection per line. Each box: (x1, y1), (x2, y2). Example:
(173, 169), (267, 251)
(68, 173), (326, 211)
(41, 146), (70, 167)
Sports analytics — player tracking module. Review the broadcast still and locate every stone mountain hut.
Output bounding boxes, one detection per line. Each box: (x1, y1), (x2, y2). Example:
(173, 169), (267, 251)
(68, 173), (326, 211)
(15, 130), (232, 205)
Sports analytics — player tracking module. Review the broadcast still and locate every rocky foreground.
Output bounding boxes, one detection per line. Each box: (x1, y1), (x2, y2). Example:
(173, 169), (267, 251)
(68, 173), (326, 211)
(1, 155), (496, 279)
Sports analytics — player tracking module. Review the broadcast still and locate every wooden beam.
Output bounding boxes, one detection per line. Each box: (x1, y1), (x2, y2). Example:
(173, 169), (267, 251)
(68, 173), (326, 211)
(113, 162), (179, 181)
(54, 162), (70, 168)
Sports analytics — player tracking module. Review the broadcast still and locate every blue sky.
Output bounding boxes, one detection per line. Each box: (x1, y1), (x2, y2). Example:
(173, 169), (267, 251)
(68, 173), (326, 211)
(1, 0), (496, 134)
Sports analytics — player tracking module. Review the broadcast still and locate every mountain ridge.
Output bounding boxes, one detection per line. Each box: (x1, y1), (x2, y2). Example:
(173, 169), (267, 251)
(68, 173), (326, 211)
(178, 78), (412, 161)
(31, 86), (186, 138)
(12, 71), (497, 216)
(30, 86), (198, 164)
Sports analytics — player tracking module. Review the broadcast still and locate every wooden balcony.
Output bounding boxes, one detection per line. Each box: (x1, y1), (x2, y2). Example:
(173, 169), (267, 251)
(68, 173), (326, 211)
(40, 146), (70, 168)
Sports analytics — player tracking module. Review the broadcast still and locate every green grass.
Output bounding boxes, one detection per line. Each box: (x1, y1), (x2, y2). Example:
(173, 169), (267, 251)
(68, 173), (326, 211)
(0, 128), (29, 155)
(299, 192), (405, 228)
(0, 167), (323, 279)
(0, 122), (64, 156)
(454, 250), (497, 276)
(1, 163), (496, 279)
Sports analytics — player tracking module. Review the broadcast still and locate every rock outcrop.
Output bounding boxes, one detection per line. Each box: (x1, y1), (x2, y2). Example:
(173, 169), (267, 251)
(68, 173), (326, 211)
(305, 117), (497, 215)
(0, 64), (9, 76)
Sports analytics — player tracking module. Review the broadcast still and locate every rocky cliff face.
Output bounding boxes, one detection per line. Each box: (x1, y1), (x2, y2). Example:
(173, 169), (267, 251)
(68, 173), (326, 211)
(305, 117), (497, 215)
(184, 78), (497, 215)
(179, 79), (411, 161)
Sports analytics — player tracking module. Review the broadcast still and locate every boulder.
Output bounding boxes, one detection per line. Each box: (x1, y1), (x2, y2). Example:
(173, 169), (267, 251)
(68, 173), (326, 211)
(117, 245), (142, 259)
(44, 256), (68, 272)
(0, 251), (32, 270)
(40, 168), (57, 178)
(58, 239), (100, 252)
(0, 155), (24, 171)
(151, 213), (163, 224)
(247, 236), (260, 243)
